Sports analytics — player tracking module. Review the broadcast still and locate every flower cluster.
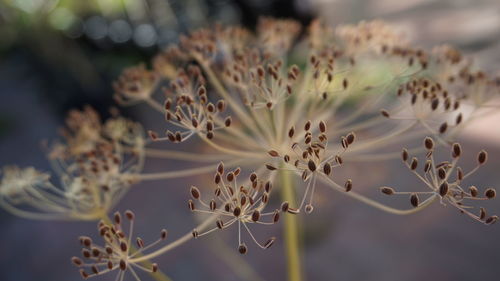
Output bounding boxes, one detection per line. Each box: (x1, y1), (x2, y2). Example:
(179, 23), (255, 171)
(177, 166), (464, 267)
(1, 16), (499, 281)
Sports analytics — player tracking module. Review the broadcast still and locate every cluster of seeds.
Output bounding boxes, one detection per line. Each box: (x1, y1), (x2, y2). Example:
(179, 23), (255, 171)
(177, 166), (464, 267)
(72, 211), (165, 281)
(189, 163), (278, 254)
(380, 137), (497, 225)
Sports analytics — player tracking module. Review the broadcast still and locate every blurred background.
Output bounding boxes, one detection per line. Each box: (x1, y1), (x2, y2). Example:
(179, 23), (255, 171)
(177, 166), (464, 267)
(1, 0), (500, 280)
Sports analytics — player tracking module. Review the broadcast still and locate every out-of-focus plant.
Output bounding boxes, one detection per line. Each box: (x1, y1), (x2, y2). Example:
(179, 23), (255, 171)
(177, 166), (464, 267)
(1, 17), (499, 281)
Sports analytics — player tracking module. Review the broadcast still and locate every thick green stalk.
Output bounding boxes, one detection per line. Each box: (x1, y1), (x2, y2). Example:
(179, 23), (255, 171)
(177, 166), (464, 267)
(280, 171), (303, 281)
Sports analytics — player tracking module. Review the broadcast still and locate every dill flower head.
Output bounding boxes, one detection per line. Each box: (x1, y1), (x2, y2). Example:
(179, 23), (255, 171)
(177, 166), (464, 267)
(189, 163), (278, 254)
(0, 107), (145, 220)
(111, 17), (498, 225)
(72, 210), (164, 280)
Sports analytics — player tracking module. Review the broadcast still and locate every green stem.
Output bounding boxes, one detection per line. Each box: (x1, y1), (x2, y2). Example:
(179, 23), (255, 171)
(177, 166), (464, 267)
(101, 215), (173, 281)
(280, 170), (303, 281)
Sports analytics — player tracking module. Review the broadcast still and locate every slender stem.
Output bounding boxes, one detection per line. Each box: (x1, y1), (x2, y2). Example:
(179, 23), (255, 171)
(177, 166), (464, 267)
(280, 170), (303, 281)
(101, 216), (173, 281)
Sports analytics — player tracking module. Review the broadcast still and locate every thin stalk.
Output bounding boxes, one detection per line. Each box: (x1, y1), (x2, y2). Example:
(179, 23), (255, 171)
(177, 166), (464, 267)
(101, 215), (173, 281)
(280, 170), (303, 281)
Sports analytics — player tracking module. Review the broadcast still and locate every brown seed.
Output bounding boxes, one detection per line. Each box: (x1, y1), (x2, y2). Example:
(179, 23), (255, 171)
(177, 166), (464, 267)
(485, 188), (496, 199)
(439, 122), (448, 134)
(308, 160), (317, 172)
(265, 181), (272, 192)
(273, 210), (280, 223)
(480, 207), (486, 220)
(188, 199), (195, 211)
(233, 207), (241, 217)
(346, 132), (355, 145)
(268, 150), (280, 157)
(114, 212), (121, 225)
(319, 121), (326, 133)
(226, 172), (235, 182)
(344, 179), (352, 192)
(119, 260), (127, 271)
(217, 162), (224, 174)
(323, 163), (332, 175)
(439, 182), (449, 197)
(424, 137), (434, 150)
(410, 157), (418, 170)
(160, 229), (168, 240)
(452, 143), (461, 158)
(107, 261), (113, 270)
(266, 164), (277, 171)
(152, 263), (158, 273)
(304, 121), (311, 131)
(71, 257), (83, 267)
(478, 150), (487, 165)
(469, 186), (478, 197)
(438, 168), (446, 180)
(225, 117), (232, 127)
(402, 149), (409, 162)
(410, 193), (419, 207)
(238, 244), (248, 254)
(343, 78), (348, 89)
(381, 109), (390, 118)
(120, 241), (128, 252)
(192, 230), (199, 238)
(281, 201), (290, 212)
(125, 210), (135, 221)
(136, 237), (145, 248)
(80, 269), (89, 279)
(380, 186), (395, 195)
(288, 126), (295, 138)
(485, 216), (498, 225)
(252, 210), (261, 222)
(209, 200), (217, 211)
(190, 186), (201, 199)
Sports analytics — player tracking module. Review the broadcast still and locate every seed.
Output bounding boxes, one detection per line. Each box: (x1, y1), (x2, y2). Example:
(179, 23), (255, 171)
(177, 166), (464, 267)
(225, 117), (232, 127)
(308, 160), (317, 172)
(192, 230), (199, 238)
(344, 179), (352, 192)
(438, 168), (446, 180)
(71, 257), (83, 267)
(152, 263), (158, 273)
(402, 149), (409, 162)
(469, 186), (478, 197)
(266, 164), (277, 171)
(273, 210), (280, 223)
(410, 157), (418, 170)
(190, 186), (200, 199)
(480, 207), (486, 220)
(233, 207), (241, 217)
(380, 186), (395, 195)
(424, 137), (434, 150)
(439, 122), (448, 134)
(281, 201), (290, 212)
(119, 260), (127, 271)
(485, 188), (496, 199)
(217, 162), (224, 174)
(323, 163), (332, 175)
(410, 193), (419, 207)
(252, 210), (261, 222)
(238, 243), (248, 254)
(452, 143), (461, 158)
(439, 182), (449, 197)
(161, 229), (168, 240)
(125, 210), (135, 221)
(288, 126), (295, 138)
(216, 219), (224, 229)
(319, 121), (326, 133)
(381, 109), (390, 118)
(268, 150), (280, 157)
(304, 121), (311, 131)
(478, 150), (487, 165)
(485, 216), (498, 225)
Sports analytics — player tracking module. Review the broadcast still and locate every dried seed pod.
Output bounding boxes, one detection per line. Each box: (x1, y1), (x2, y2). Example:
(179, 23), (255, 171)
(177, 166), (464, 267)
(323, 163), (332, 176)
(452, 143), (461, 158)
(424, 137), (434, 150)
(401, 149), (409, 162)
(281, 201), (290, 212)
(485, 188), (496, 199)
(238, 243), (248, 254)
(268, 150), (280, 157)
(410, 193), (419, 207)
(469, 186), (478, 197)
(410, 157), (418, 170)
(478, 150), (488, 165)
(380, 186), (395, 195)
(308, 160), (317, 172)
(344, 179), (352, 192)
(190, 186), (201, 199)
(439, 182), (449, 197)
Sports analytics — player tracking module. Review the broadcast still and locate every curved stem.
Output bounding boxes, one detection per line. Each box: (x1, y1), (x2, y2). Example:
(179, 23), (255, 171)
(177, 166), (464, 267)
(320, 174), (437, 215)
(280, 169), (303, 281)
